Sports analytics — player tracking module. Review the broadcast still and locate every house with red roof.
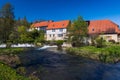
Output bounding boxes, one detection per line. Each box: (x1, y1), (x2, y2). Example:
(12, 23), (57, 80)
(46, 20), (70, 40)
(30, 20), (70, 40)
(30, 19), (120, 42)
(29, 20), (53, 31)
(88, 20), (120, 42)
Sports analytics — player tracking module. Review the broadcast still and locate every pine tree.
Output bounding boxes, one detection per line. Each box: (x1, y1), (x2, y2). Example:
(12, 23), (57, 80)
(0, 3), (15, 44)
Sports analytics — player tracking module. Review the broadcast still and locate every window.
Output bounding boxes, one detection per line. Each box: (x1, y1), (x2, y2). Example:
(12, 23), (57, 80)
(49, 34), (51, 37)
(52, 29), (55, 32)
(106, 36), (112, 39)
(58, 34), (63, 37)
(59, 28), (63, 32)
(92, 28), (94, 31)
(53, 34), (55, 37)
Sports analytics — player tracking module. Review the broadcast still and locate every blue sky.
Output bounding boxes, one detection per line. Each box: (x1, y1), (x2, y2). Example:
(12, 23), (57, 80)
(0, 0), (120, 25)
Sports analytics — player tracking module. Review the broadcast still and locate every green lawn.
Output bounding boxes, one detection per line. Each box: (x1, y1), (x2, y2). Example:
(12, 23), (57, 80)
(66, 45), (120, 63)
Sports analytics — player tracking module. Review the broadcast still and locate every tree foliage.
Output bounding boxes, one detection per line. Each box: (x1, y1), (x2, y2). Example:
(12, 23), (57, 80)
(0, 3), (15, 43)
(0, 3), (44, 47)
(15, 16), (30, 29)
(68, 16), (88, 47)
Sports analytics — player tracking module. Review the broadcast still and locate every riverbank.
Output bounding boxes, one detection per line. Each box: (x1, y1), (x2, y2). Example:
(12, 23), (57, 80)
(0, 48), (34, 80)
(66, 46), (120, 63)
(1, 47), (120, 80)
(0, 62), (30, 80)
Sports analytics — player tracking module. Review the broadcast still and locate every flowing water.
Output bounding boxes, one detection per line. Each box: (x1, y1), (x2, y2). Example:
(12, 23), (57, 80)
(17, 47), (120, 80)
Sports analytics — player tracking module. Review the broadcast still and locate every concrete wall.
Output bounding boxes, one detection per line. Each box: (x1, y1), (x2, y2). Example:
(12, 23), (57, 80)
(0, 44), (35, 48)
(46, 28), (67, 40)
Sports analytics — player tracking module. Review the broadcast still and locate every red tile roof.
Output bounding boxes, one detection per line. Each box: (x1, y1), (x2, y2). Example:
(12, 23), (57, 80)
(88, 20), (120, 34)
(31, 21), (53, 28)
(47, 20), (70, 29)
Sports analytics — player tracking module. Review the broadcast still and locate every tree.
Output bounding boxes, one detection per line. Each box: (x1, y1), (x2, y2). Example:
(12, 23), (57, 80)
(17, 26), (33, 43)
(22, 16), (30, 28)
(34, 30), (45, 45)
(9, 31), (19, 44)
(68, 16), (88, 47)
(0, 3), (15, 44)
(15, 16), (30, 29)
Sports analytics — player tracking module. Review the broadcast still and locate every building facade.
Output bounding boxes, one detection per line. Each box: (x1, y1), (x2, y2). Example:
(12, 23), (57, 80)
(30, 19), (120, 42)
(29, 20), (53, 32)
(88, 20), (120, 42)
(46, 20), (70, 40)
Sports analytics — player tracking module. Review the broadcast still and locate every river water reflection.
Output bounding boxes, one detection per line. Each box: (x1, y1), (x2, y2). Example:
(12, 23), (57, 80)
(18, 48), (120, 80)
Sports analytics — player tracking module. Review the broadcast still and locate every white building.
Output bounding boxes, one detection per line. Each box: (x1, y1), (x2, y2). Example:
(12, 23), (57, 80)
(46, 20), (70, 40)
(30, 20), (70, 41)
(30, 19), (120, 42)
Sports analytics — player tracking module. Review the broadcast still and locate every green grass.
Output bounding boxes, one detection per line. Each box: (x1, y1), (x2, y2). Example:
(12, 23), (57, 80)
(66, 46), (120, 63)
(0, 62), (30, 80)
(0, 48), (26, 55)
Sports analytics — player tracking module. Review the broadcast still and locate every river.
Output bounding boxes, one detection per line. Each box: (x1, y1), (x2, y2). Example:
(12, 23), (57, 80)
(17, 47), (120, 80)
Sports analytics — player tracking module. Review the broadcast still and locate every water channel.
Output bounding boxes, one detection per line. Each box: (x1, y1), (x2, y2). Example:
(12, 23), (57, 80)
(17, 47), (120, 80)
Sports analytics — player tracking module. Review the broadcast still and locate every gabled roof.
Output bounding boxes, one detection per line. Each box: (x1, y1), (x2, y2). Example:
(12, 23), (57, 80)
(88, 20), (120, 34)
(31, 21), (53, 28)
(47, 20), (70, 29)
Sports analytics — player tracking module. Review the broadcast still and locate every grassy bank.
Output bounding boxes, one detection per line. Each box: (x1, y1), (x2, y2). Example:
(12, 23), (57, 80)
(0, 48), (27, 55)
(0, 62), (30, 80)
(0, 48), (28, 66)
(0, 48), (40, 80)
(66, 46), (120, 63)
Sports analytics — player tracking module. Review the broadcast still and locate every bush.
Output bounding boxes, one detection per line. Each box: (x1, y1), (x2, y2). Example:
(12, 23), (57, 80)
(0, 63), (30, 80)
(108, 39), (115, 44)
(29, 75), (40, 80)
(6, 42), (12, 48)
(56, 40), (64, 50)
(17, 67), (26, 75)
(95, 37), (106, 48)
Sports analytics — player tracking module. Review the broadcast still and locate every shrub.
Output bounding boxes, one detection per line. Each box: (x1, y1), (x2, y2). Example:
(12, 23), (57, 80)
(108, 39), (115, 44)
(0, 63), (30, 80)
(17, 67), (26, 75)
(6, 42), (12, 48)
(95, 37), (106, 48)
(56, 40), (64, 50)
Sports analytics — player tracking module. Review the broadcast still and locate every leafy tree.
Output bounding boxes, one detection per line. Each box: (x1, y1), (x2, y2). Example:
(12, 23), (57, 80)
(15, 16), (30, 28)
(9, 31), (19, 44)
(29, 29), (39, 39)
(34, 30), (45, 45)
(0, 3), (15, 44)
(68, 16), (88, 47)
(18, 26), (29, 43)
(22, 16), (30, 28)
